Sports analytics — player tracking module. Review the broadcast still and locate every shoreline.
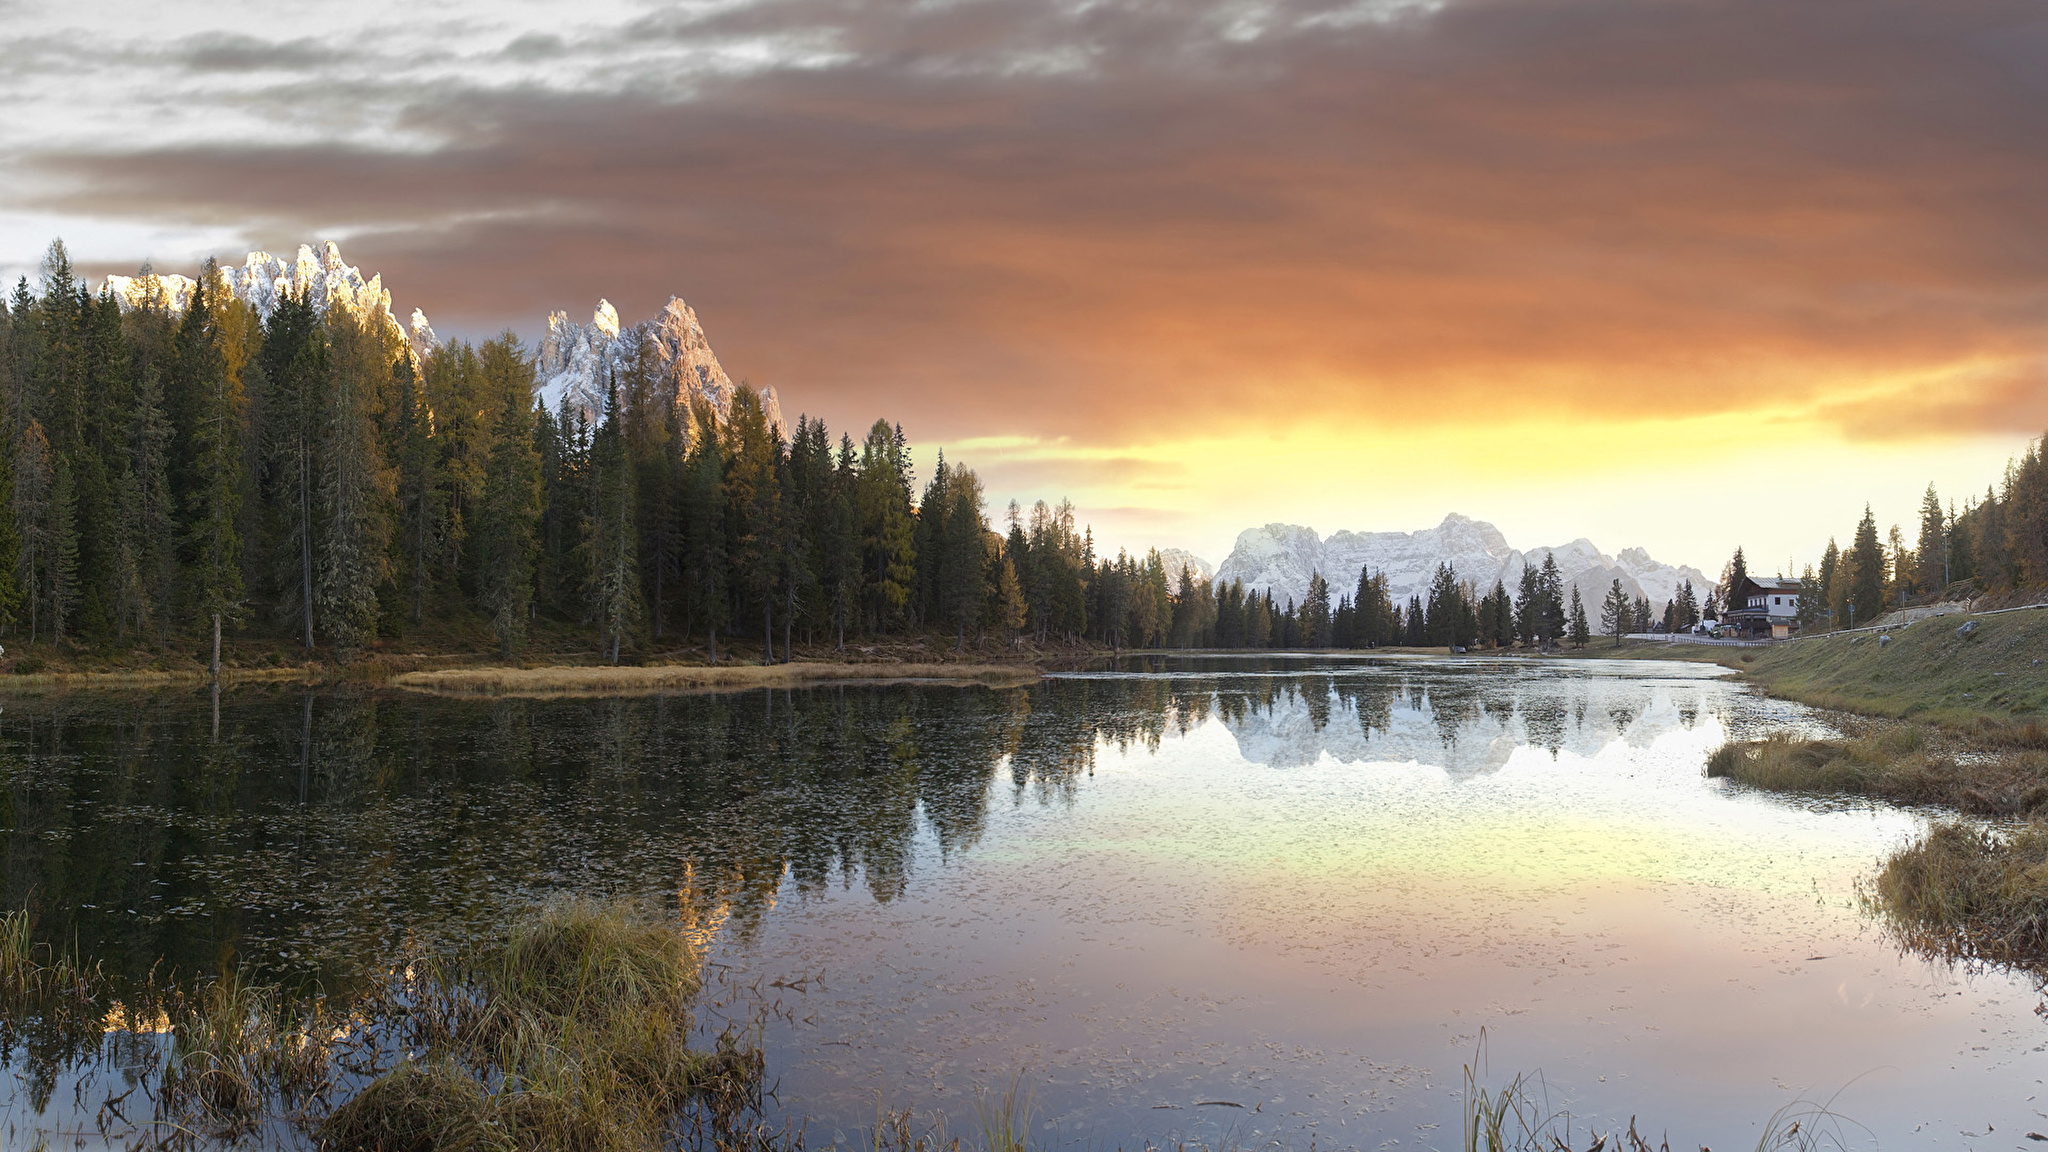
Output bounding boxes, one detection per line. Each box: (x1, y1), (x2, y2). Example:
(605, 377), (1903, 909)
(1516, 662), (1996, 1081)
(388, 661), (1044, 698)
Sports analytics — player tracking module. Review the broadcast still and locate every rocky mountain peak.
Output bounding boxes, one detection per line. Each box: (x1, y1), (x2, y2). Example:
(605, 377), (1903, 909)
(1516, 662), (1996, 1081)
(1214, 516), (1713, 616)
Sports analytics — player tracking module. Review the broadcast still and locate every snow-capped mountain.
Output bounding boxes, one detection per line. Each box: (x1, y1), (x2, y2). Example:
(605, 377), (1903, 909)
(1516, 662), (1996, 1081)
(99, 242), (777, 436)
(1154, 548), (1215, 585)
(102, 242), (429, 354)
(536, 298), (781, 435)
(1213, 514), (1713, 613)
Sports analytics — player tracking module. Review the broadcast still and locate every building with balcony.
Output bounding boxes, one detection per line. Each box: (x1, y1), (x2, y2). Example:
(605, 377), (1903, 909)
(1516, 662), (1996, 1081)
(1722, 575), (1801, 639)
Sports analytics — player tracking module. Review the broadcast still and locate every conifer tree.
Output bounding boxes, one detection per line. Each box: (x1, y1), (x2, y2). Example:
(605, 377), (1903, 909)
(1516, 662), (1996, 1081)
(1247, 589), (1273, 648)
(391, 350), (442, 625)
(1818, 537), (1842, 630)
(254, 289), (325, 648)
(1916, 484), (1947, 593)
(1423, 563), (1460, 647)
(681, 401), (727, 658)
(177, 264), (246, 646)
(821, 434), (860, 649)
(723, 386), (781, 660)
(1303, 571), (1333, 647)
(1568, 585), (1590, 648)
(12, 420), (50, 644)
(1600, 579), (1629, 645)
(1847, 505), (1885, 627)
(475, 337), (540, 656)
(314, 312), (394, 657)
(856, 419), (915, 630)
(943, 467), (988, 649)
(587, 383), (644, 663)
(1796, 565), (1824, 632)
(1720, 547), (1748, 606)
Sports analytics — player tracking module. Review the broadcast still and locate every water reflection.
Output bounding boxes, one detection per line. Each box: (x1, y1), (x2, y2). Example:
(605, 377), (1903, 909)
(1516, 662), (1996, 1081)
(1078, 656), (1731, 775)
(1, 655), (1973, 1150)
(0, 657), (1796, 1006)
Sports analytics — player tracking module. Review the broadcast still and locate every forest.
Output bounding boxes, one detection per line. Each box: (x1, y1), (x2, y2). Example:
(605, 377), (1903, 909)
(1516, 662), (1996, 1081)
(34, 239), (1991, 664)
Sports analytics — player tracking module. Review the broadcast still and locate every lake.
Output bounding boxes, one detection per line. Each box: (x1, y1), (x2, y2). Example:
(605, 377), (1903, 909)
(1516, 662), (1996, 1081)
(0, 655), (2037, 1149)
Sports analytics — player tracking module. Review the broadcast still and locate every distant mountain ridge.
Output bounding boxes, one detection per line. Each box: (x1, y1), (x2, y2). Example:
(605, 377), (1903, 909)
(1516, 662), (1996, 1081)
(1213, 514), (1713, 616)
(103, 241), (434, 356)
(100, 241), (776, 434)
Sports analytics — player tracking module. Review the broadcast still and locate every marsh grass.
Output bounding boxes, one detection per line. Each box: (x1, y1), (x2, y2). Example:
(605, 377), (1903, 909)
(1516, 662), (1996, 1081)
(1867, 820), (2048, 971)
(1705, 729), (2048, 815)
(1461, 1035), (1864, 1152)
(316, 896), (762, 1152)
(0, 893), (767, 1150)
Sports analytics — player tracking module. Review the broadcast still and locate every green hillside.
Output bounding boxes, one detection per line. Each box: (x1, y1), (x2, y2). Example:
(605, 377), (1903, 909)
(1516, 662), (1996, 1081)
(1746, 609), (2048, 727)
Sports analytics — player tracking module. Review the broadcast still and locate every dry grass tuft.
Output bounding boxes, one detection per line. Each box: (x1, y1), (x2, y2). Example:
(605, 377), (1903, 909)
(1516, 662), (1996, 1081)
(317, 896), (760, 1152)
(1706, 731), (2048, 816)
(1869, 820), (2048, 970)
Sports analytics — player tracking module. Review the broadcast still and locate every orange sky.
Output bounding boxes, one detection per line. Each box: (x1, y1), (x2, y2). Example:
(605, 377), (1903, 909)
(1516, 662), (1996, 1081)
(8, 0), (2048, 571)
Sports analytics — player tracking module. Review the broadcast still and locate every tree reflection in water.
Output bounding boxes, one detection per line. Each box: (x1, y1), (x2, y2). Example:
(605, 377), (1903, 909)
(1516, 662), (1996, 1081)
(0, 658), (1713, 1007)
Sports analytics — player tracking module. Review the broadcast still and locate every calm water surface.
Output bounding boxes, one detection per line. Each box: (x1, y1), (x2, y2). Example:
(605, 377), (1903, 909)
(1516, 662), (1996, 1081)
(0, 655), (2039, 1149)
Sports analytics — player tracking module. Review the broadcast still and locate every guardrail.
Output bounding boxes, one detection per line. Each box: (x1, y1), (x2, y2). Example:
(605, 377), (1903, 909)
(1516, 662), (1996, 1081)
(1787, 600), (2048, 641)
(1622, 632), (1774, 647)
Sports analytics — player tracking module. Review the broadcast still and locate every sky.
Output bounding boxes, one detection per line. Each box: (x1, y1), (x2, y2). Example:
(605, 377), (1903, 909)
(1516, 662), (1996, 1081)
(4, 0), (2047, 576)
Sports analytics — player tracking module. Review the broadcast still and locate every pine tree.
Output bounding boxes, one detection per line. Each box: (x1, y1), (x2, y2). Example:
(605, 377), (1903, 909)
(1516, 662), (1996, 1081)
(314, 312), (393, 658)
(681, 401), (727, 659)
(943, 467), (988, 649)
(178, 263), (246, 645)
(254, 289), (325, 649)
(1849, 504), (1885, 627)
(46, 454), (77, 643)
(723, 386), (781, 661)
(1423, 563), (1460, 647)
(856, 419), (915, 630)
(12, 420), (50, 644)
(1601, 579), (1629, 644)
(475, 337), (540, 656)
(1568, 584), (1590, 648)
(1916, 483), (1947, 593)
(1796, 565), (1824, 632)
(821, 434), (860, 649)
(1303, 571), (1333, 647)
(587, 382), (644, 663)
(393, 349), (443, 625)
(1818, 537), (1842, 630)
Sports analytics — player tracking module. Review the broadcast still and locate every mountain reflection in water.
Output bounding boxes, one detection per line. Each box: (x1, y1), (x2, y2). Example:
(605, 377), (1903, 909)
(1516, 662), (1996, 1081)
(0, 655), (2027, 1150)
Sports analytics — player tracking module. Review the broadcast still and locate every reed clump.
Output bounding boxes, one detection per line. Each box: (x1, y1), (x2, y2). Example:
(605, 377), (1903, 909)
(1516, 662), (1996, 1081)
(1706, 729), (2048, 815)
(1462, 1046), (1859, 1152)
(1869, 820), (2048, 969)
(158, 971), (334, 1142)
(318, 896), (760, 1152)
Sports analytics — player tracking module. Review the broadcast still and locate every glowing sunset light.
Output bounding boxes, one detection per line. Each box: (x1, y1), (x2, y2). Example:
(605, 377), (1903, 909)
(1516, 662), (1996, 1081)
(5, 0), (2047, 571)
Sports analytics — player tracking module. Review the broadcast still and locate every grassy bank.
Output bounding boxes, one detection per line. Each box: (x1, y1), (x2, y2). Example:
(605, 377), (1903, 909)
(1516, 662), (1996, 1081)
(390, 661), (1042, 698)
(0, 633), (1069, 694)
(1742, 608), (2048, 727)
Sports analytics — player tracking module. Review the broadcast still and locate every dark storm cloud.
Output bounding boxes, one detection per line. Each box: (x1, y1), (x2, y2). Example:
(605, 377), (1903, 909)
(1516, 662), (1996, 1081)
(28, 0), (2048, 443)
(178, 32), (333, 73)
